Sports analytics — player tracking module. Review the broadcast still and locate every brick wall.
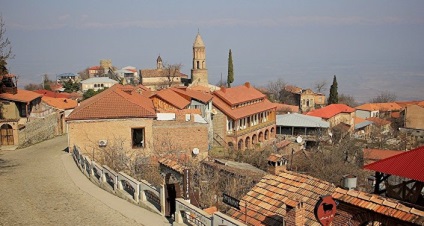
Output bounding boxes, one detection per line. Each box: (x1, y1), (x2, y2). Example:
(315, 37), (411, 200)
(153, 120), (208, 159)
(67, 118), (154, 156)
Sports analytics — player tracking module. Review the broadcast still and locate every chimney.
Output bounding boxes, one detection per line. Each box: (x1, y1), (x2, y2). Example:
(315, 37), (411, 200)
(267, 154), (288, 175)
(245, 82), (250, 88)
(294, 202), (305, 226)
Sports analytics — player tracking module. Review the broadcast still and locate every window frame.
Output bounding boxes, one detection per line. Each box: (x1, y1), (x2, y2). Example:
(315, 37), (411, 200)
(131, 127), (145, 148)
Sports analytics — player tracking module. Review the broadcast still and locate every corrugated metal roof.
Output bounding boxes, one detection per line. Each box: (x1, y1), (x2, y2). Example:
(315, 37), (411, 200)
(276, 113), (329, 128)
(355, 120), (373, 129)
(364, 145), (424, 182)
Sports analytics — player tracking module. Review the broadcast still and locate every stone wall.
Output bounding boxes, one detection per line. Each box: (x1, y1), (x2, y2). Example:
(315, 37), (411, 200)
(212, 108), (226, 147)
(18, 113), (59, 148)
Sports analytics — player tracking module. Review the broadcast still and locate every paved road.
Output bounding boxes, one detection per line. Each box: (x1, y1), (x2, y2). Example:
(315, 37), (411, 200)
(0, 135), (171, 226)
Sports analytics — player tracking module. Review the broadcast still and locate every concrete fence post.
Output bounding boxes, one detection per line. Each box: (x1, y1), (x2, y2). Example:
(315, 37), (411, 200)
(160, 184), (166, 216)
(139, 184), (147, 202)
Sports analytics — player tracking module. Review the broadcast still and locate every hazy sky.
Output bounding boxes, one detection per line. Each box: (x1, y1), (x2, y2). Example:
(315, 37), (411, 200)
(2, 0), (424, 102)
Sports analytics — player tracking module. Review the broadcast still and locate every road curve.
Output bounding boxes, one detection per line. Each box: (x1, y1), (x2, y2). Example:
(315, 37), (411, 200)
(0, 135), (170, 226)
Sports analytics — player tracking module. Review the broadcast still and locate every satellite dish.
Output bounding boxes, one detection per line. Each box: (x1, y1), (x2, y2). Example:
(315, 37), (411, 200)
(211, 109), (217, 115)
(296, 136), (303, 143)
(192, 148), (200, 155)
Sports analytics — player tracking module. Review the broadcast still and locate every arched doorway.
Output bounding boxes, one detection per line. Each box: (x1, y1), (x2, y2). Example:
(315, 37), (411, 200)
(245, 137), (251, 150)
(271, 127), (275, 136)
(228, 142), (234, 150)
(165, 173), (181, 217)
(0, 124), (14, 145)
(265, 130), (269, 140)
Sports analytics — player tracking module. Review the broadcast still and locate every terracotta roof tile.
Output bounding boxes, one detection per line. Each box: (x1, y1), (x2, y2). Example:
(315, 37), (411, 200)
(170, 87), (213, 103)
(34, 89), (71, 98)
(67, 84), (156, 120)
(0, 89), (42, 103)
(42, 96), (78, 110)
(214, 82), (265, 106)
(152, 89), (190, 109)
(356, 102), (402, 112)
(306, 104), (354, 119)
(366, 117), (391, 126)
(213, 94), (276, 120)
(363, 148), (404, 164)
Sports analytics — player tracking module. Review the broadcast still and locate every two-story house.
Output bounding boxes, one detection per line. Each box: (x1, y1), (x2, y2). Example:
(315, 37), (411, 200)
(355, 102), (402, 119)
(284, 85), (325, 112)
(307, 104), (355, 133)
(80, 77), (118, 93)
(212, 82), (277, 150)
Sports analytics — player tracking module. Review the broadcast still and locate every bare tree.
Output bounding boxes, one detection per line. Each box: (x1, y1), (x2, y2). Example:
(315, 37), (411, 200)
(314, 79), (328, 94)
(370, 91), (397, 103)
(0, 15), (13, 76)
(78, 67), (90, 80)
(160, 63), (183, 89)
(265, 78), (287, 102)
(339, 93), (359, 107)
(24, 83), (43, 91)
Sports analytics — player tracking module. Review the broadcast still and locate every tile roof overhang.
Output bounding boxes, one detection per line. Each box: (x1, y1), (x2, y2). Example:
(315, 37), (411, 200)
(34, 89), (71, 98)
(67, 84), (156, 121)
(0, 89), (42, 103)
(356, 102), (403, 112)
(364, 145), (424, 182)
(213, 96), (276, 120)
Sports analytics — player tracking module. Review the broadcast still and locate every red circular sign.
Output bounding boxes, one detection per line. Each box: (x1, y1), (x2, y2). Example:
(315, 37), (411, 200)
(314, 195), (337, 226)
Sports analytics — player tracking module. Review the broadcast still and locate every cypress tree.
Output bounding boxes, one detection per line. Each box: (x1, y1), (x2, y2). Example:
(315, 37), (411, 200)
(328, 75), (339, 104)
(227, 49), (234, 87)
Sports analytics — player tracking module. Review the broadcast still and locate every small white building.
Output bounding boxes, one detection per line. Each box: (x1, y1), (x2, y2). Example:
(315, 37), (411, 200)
(80, 77), (118, 93)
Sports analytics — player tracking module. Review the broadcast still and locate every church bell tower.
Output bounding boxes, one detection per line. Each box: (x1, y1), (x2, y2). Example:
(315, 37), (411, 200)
(191, 32), (208, 86)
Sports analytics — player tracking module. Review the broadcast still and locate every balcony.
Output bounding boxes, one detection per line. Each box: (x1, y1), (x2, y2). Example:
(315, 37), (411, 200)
(227, 120), (275, 138)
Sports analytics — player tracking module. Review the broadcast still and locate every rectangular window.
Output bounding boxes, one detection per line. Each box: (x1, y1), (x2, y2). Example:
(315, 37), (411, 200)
(132, 128), (145, 148)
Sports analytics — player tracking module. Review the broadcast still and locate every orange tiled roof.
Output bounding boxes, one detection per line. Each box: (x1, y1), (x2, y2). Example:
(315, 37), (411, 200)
(0, 89), (42, 103)
(171, 87), (213, 104)
(67, 84), (155, 120)
(306, 104), (354, 119)
(285, 85), (302, 94)
(88, 66), (101, 70)
(274, 103), (299, 113)
(152, 89), (190, 110)
(354, 117), (367, 125)
(34, 89), (71, 98)
(214, 82), (265, 106)
(366, 117), (391, 126)
(229, 170), (424, 225)
(356, 102), (402, 112)
(42, 96), (77, 110)
(363, 148), (404, 165)
(213, 95), (276, 120)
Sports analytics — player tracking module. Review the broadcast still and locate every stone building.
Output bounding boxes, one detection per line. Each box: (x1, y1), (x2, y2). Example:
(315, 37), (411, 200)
(139, 56), (188, 90)
(212, 82), (277, 150)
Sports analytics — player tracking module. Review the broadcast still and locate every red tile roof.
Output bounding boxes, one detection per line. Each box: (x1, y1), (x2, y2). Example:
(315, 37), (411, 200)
(67, 84), (155, 120)
(140, 68), (188, 78)
(356, 102), (402, 112)
(152, 89), (190, 110)
(0, 89), (42, 103)
(364, 145), (424, 182)
(306, 104), (354, 119)
(88, 66), (101, 70)
(214, 82), (265, 106)
(170, 87), (213, 104)
(213, 95), (276, 120)
(34, 89), (71, 98)
(274, 103), (299, 113)
(363, 148), (404, 165)
(42, 96), (78, 110)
